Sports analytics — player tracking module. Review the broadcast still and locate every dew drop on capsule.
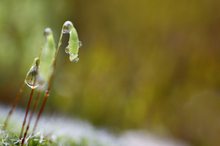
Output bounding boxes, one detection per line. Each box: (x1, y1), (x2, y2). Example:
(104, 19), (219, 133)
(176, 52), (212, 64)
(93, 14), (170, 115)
(25, 58), (40, 89)
(62, 21), (73, 33)
(78, 41), (82, 48)
(69, 53), (79, 63)
(44, 28), (52, 37)
(65, 47), (70, 53)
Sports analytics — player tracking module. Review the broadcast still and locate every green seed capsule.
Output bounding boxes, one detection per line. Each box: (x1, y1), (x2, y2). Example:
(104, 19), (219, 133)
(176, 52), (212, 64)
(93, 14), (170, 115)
(59, 21), (81, 62)
(38, 28), (56, 90)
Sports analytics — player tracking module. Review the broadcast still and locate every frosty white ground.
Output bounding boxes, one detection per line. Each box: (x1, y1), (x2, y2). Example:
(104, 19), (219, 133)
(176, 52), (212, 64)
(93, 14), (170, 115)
(0, 105), (188, 146)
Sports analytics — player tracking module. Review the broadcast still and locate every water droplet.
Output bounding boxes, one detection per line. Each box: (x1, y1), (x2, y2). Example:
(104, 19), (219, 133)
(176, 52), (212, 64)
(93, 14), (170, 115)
(69, 53), (79, 63)
(44, 28), (52, 37)
(25, 66), (39, 89)
(63, 21), (73, 33)
(65, 47), (70, 54)
(78, 41), (82, 48)
(25, 58), (40, 89)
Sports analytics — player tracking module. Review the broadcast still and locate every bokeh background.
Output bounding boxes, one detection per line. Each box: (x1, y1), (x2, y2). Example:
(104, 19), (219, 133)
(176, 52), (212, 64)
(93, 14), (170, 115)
(0, 0), (220, 145)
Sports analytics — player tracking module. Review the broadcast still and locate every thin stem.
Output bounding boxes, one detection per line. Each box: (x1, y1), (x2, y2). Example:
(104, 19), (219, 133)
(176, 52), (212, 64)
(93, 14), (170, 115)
(3, 82), (25, 130)
(32, 90), (49, 133)
(19, 88), (35, 139)
(21, 91), (41, 145)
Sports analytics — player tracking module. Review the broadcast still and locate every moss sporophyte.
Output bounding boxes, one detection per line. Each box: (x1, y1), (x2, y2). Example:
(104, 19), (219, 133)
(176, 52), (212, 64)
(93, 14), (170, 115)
(3, 21), (81, 145)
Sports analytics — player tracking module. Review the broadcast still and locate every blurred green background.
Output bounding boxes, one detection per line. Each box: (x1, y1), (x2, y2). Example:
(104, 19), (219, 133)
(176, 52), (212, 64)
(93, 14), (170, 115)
(1, 0), (220, 145)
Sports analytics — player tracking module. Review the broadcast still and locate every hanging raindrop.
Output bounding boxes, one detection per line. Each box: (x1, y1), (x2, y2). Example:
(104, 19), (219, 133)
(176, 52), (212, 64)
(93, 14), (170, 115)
(25, 58), (40, 89)
(69, 53), (79, 62)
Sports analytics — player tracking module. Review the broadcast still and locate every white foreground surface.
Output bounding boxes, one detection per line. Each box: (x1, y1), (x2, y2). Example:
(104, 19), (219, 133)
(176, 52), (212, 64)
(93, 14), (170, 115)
(0, 105), (188, 146)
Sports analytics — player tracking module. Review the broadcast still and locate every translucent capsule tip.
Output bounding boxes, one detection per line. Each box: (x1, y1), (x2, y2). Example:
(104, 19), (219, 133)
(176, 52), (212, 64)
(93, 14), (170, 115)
(63, 21), (73, 33)
(34, 57), (40, 67)
(64, 21), (73, 27)
(44, 28), (52, 37)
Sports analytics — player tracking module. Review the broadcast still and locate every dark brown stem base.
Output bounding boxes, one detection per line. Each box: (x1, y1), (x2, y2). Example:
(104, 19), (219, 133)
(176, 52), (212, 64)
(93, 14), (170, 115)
(21, 91), (41, 145)
(19, 88), (35, 139)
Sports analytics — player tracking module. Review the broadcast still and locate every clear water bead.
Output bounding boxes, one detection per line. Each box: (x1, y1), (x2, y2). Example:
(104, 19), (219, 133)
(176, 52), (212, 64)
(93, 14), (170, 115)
(65, 47), (70, 53)
(25, 58), (40, 89)
(69, 53), (79, 63)
(25, 66), (39, 89)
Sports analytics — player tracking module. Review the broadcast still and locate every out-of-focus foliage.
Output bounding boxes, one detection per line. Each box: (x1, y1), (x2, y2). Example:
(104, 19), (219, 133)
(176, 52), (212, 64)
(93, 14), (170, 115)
(1, 0), (220, 145)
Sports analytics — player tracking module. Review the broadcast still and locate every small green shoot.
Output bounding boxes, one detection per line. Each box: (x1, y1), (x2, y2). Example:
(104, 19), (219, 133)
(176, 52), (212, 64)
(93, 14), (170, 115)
(3, 20), (81, 146)
(38, 28), (56, 90)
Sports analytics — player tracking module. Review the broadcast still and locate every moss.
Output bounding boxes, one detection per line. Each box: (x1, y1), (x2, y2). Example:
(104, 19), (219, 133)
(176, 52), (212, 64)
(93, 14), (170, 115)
(0, 130), (90, 146)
